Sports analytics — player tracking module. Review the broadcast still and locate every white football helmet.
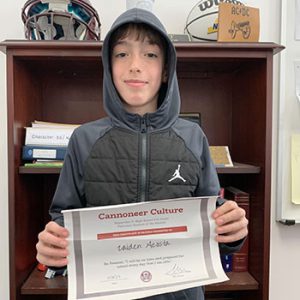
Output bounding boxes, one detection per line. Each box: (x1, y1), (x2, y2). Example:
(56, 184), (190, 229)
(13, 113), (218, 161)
(22, 0), (101, 40)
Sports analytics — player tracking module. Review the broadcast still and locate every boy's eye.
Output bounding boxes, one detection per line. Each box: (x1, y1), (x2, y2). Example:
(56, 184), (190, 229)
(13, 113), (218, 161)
(146, 53), (158, 58)
(114, 52), (127, 58)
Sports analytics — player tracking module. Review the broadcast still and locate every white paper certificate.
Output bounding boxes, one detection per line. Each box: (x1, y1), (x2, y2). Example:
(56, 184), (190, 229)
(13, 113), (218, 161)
(63, 196), (228, 300)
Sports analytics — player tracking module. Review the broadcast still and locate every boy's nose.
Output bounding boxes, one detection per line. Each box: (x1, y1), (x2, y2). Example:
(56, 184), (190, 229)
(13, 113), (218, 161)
(130, 66), (141, 73)
(129, 55), (142, 73)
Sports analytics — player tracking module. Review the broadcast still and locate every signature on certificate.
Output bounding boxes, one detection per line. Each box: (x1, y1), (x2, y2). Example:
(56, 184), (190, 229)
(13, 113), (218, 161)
(103, 274), (127, 283)
(166, 264), (191, 276)
(117, 240), (171, 252)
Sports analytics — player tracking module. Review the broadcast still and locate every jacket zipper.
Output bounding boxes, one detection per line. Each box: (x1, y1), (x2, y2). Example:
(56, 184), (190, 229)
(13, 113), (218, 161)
(139, 116), (149, 202)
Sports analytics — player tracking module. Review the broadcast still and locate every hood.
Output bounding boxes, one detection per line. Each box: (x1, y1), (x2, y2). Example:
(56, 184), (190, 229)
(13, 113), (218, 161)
(102, 8), (180, 131)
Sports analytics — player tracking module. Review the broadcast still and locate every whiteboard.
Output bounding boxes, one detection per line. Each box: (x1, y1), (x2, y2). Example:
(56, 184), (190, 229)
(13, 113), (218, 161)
(277, 0), (300, 224)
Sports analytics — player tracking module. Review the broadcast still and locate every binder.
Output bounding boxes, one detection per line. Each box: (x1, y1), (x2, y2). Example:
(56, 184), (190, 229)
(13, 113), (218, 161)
(22, 145), (67, 161)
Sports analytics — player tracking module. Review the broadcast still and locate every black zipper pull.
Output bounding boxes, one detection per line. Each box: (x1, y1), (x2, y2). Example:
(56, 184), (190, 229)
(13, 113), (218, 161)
(140, 115), (149, 133)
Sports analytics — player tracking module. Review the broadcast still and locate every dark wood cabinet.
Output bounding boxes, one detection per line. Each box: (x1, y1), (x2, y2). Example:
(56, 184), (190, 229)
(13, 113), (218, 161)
(1, 40), (283, 300)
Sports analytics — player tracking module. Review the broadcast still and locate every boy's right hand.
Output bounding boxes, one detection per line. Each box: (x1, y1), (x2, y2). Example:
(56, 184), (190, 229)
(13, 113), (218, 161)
(36, 221), (69, 267)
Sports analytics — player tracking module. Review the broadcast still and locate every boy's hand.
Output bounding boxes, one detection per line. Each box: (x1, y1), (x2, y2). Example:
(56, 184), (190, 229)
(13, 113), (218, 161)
(36, 221), (69, 267)
(212, 200), (248, 243)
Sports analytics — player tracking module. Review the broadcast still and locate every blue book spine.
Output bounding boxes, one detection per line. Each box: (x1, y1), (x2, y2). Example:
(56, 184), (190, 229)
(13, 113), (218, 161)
(22, 145), (67, 161)
(221, 254), (233, 273)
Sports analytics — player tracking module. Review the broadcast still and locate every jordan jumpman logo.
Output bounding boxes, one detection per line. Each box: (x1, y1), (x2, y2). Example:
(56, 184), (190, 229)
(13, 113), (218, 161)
(168, 164), (186, 182)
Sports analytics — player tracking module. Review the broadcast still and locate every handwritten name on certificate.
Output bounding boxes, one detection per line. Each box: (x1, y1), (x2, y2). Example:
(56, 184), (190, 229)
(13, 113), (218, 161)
(63, 196), (228, 300)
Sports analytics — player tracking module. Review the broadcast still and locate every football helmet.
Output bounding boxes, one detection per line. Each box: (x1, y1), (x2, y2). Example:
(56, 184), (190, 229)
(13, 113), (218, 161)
(22, 0), (101, 40)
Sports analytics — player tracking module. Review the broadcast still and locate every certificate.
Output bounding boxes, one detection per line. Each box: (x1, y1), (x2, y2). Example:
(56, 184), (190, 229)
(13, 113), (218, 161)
(63, 196), (228, 300)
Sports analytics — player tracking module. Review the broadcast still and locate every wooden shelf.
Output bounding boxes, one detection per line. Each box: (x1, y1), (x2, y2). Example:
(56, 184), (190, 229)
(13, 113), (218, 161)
(19, 166), (62, 174)
(21, 268), (258, 295)
(217, 163), (260, 174)
(22, 268), (67, 295)
(19, 162), (260, 175)
(206, 272), (259, 292)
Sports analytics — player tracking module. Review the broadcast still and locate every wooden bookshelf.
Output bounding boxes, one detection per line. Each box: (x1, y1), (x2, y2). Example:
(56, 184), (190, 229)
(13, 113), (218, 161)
(1, 40), (283, 300)
(21, 268), (258, 295)
(22, 268), (67, 295)
(19, 162), (260, 175)
(206, 272), (259, 292)
(19, 167), (62, 174)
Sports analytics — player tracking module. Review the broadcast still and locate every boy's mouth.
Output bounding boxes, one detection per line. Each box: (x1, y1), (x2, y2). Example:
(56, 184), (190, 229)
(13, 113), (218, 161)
(124, 79), (148, 87)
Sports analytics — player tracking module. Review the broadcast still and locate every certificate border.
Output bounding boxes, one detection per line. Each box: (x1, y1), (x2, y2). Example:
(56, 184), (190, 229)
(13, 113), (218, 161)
(72, 197), (217, 298)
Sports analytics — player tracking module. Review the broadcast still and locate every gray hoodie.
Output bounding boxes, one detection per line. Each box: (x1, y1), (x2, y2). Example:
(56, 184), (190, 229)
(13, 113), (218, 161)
(50, 8), (241, 300)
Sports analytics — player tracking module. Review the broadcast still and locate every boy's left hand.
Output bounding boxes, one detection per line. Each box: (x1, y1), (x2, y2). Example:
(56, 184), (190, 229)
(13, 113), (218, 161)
(212, 200), (248, 243)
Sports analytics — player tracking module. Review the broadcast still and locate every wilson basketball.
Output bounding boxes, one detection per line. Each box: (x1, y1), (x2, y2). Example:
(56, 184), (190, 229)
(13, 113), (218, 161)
(185, 0), (244, 41)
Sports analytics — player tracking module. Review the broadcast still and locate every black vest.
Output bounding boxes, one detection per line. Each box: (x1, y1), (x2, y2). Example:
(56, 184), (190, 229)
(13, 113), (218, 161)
(84, 127), (201, 207)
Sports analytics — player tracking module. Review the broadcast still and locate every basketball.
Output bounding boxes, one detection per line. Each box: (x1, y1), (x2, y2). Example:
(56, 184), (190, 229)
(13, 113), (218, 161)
(185, 0), (244, 41)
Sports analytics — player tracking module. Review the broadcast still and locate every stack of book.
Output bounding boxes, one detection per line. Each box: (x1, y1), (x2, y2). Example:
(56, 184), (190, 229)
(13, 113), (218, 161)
(22, 121), (80, 168)
(224, 186), (250, 272)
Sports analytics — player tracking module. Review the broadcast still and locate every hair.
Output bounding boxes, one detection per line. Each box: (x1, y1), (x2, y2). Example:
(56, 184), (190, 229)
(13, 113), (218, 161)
(109, 22), (168, 66)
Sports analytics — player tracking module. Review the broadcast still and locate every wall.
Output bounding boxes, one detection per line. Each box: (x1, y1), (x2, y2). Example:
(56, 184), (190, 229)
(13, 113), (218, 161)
(269, 1), (300, 298)
(0, 1), (24, 298)
(0, 1), (298, 299)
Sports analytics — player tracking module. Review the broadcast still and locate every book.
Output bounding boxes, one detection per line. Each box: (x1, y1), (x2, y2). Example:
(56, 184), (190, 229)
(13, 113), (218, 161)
(209, 146), (233, 167)
(22, 145), (67, 161)
(168, 34), (191, 42)
(31, 120), (80, 128)
(24, 126), (75, 146)
(225, 186), (250, 272)
(179, 112), (201, 126)
(219, 187), (225, 198)
(221, 254), (233, 272)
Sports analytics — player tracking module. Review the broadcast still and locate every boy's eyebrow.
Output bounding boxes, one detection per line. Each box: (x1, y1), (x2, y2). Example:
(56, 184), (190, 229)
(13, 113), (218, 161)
(113, 39), (160, 47)
(112, 40), (128, 48)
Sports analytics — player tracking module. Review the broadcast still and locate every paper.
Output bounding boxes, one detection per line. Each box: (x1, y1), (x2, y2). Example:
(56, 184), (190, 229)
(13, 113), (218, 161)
(295, 61), (300, 103)
(63, 196), (228, 300)
(209, 146), (233, 167)
(296, 0), (300, 40)
(291, 134), (300, 204)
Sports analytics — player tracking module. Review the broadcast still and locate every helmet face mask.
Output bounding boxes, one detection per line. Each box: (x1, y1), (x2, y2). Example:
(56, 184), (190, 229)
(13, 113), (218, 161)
(22, 0), (101, 40)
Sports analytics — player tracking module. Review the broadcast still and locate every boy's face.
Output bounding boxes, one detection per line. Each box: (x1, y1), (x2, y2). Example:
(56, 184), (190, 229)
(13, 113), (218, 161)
(111, 31), (166, 116)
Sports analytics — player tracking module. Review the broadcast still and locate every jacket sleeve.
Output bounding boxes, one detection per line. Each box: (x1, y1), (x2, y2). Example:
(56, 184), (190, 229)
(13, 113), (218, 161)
(49, 130), (86, 226)
(196, 136), (245, 254)
(195, 135), (220, 196)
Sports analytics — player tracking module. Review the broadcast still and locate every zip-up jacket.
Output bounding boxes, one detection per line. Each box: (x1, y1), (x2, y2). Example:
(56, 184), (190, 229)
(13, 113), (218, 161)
(50, 8), (242, 300)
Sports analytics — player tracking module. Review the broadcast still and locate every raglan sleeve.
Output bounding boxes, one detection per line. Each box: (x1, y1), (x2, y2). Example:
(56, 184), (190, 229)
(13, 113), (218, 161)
(195, 135), (220, 196)
(196, 135), (245, 254)
(49, 129), (86, 226)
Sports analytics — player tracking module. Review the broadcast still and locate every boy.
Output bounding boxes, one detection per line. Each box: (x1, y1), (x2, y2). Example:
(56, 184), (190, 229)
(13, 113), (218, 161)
(36, 8), (248, 300)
